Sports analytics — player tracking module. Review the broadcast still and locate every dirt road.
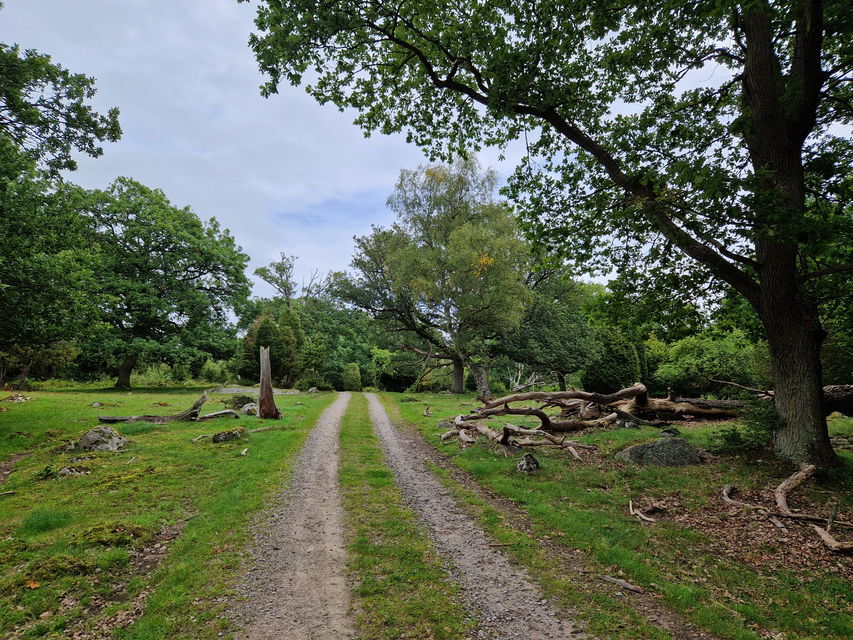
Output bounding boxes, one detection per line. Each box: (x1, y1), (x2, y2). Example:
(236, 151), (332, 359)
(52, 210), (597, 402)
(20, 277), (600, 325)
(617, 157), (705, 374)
(231, 392), (356, 640)
(365, 393), (587, 639)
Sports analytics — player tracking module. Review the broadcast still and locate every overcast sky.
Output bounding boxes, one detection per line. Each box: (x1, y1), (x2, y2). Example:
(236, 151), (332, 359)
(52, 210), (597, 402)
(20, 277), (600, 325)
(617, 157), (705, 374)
(3, 0), (523, 297)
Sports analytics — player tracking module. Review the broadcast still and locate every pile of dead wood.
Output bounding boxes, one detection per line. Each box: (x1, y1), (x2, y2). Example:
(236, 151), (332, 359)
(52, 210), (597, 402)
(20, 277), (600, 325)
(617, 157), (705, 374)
(456, 382), (852, 433)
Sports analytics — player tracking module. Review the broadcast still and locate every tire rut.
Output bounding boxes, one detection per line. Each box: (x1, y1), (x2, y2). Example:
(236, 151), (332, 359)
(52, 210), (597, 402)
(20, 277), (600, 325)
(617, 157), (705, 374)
(231, 392), (356, 640)
(365, 393), (588, 640)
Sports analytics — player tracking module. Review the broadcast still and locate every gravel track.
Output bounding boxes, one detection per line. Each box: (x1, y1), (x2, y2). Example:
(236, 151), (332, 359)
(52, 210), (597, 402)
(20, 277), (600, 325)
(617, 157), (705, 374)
(365, 393), (588, 640)
(231, 392), (356, 640)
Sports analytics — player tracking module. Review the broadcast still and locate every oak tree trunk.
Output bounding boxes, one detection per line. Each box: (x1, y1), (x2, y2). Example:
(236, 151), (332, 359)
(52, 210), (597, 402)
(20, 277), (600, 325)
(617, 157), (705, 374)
(556, 372), (567, 392)
(115, 356), (136, 389)
(757, 250), (836, 466)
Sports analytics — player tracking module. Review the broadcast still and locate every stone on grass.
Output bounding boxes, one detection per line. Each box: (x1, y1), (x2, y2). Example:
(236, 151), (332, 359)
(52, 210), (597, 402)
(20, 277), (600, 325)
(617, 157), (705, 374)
(516, 452), (540, 474)
(240, 402), (258, 416)
(660, 427), (681, 437)
(436, 421), (456, 430)
(306, 387), (318, 394)
(212, 427), (247, 443)
(78, 426), (128, 452)
(615, 437), (704, 466)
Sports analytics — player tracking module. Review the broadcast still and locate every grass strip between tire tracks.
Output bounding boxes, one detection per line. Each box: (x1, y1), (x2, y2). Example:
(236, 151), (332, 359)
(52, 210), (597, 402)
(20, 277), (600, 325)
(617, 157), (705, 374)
(338, 392), (473, 640)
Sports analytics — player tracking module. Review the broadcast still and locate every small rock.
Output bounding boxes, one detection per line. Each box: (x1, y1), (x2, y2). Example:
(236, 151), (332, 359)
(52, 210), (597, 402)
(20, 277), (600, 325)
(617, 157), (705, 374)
(660, 427), (681, 437)
(436, 421), (456, 430)
(516, 452), (540, 474)
(306, 387), (318, 394)
(212, 427), (248, 443)
(240, 403), (258, 416)
(615, 438), (705, 466)
(58, 466), (90, 476)
(77, 426), (129, 452)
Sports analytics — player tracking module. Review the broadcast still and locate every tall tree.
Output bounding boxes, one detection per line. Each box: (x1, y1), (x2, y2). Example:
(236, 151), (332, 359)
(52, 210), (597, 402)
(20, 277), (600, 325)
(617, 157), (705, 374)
(335, 158), (531, 398)
(0, 139), (98, 384)
(82, 178), (250, 388)
(244, 0), (852, 465)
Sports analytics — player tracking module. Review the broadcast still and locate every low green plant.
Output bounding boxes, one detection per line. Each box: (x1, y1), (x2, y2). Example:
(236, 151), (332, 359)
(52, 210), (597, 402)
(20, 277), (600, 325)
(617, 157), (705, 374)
(708, 401), (779, 453)
(19, 508), (72, 534)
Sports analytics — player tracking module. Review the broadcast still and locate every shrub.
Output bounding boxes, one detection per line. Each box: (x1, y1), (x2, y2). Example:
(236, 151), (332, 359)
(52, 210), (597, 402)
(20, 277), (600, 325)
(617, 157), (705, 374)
(654, 330), (770, 397)
(342, 362), (362, 391)
(581, 327), (640, 393)
(708, 400), (780, 453)
(199, 359), (228, 383)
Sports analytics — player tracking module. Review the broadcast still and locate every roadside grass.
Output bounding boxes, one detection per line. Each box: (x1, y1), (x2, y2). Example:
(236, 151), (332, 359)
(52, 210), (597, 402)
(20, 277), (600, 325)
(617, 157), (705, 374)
(383, 392), (853, 640)
(338, 393), (473, 639)
(0, 386), (335, 639)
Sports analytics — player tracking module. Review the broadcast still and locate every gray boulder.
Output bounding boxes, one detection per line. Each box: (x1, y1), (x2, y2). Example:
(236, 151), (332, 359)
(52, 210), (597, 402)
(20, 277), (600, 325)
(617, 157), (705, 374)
(615, 438), (704, 466)
(240, 402), (258, 416)
(516, 452), (540, 474)
(436, 421), (456, 430)
(78, 426), (128, 452)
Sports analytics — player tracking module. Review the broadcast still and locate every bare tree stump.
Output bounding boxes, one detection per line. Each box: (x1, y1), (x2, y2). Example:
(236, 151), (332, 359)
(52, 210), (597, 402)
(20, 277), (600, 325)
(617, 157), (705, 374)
(258, 346), (281, 419)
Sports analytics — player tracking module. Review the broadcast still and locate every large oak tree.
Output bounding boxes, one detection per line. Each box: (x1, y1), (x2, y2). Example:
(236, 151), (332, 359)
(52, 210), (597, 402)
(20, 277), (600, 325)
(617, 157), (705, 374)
(242, 0), (852, 465)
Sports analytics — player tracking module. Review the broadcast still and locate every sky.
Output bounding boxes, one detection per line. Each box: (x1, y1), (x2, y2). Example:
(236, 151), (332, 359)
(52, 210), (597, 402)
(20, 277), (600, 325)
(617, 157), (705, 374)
(2, 0), (523, 297)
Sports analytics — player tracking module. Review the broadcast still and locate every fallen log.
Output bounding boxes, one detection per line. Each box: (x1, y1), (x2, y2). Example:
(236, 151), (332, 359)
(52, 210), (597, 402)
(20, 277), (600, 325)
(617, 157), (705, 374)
(99, 393), (208, 424)
(195, 409), (240, 421)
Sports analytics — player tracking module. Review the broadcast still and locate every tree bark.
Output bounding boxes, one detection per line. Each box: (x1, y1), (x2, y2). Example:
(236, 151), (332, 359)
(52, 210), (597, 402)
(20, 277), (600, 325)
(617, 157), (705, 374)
(258, 346), (281, 419)
(758, 275), (836, 466)
(468, 361), (492, 400)
(556, 372), (567, 392)
(451, 356), (464, 394)
(115, 356), (136, 389)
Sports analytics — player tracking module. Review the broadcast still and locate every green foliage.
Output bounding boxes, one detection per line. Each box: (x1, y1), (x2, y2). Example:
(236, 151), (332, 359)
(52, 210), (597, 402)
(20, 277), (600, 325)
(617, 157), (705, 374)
(0, 43), (121, 175)
(654, 331), (771, 397)
(198, 359), (229, 383)
(342, 362), (363, 391)
(708, 402), (781, 454)
(240, 314), (291, 383)
(76, 177), (249, 387)
(581, 327), (639, 393)
(19, 509), (72, 535)
(336, 158), (531, 395)
(254, 252), (297, 299)
(368, 346), (393, 388)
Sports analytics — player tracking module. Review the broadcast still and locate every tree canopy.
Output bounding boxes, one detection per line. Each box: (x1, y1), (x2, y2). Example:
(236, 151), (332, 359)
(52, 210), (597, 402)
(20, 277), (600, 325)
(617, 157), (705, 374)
(82, 178), (250, 387)
(0, 42), (121, 176)
(244, 0), (852, 465)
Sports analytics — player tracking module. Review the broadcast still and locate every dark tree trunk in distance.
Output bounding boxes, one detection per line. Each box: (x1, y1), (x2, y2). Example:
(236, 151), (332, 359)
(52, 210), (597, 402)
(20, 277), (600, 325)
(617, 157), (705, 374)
(556, 372), (567, 392)
(115, 356), (136, 389)
(451, 356), (464, 394)
(258, 346), (281, 419)
(468, 361), (492, 401)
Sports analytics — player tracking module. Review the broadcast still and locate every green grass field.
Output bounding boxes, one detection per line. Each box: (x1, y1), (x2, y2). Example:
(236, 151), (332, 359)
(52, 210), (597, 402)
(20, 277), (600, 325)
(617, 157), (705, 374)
(0, 386), (336, 639)
(383, 392), (853, 640)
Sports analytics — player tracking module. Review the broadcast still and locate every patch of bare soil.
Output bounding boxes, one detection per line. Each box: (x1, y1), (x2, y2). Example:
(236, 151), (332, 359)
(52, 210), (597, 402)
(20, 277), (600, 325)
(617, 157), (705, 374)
(230, 392), (356, 640)
(365, 393), (587, 640)
(383, 401), (721, 640)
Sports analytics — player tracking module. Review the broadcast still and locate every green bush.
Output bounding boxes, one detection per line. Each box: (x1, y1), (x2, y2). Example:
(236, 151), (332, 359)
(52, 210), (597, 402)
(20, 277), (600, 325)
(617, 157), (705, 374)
(708, 400), (780, 453)
(581, 327), (640, 393)
(654, 330), (770, 397)
(342, 362), (362, 391)
(199, 359), (228, 383)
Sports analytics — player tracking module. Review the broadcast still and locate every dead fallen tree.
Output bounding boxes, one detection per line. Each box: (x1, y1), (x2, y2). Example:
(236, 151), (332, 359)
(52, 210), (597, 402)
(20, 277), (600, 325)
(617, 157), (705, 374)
(722, 464), (852, 552)
(99, 393), (239, 424)
(459, 382), (853, 432)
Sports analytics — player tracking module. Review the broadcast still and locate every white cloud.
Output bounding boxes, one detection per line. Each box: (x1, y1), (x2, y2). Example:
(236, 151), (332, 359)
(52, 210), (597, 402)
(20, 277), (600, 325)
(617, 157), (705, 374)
(3, 0), (526, 297)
